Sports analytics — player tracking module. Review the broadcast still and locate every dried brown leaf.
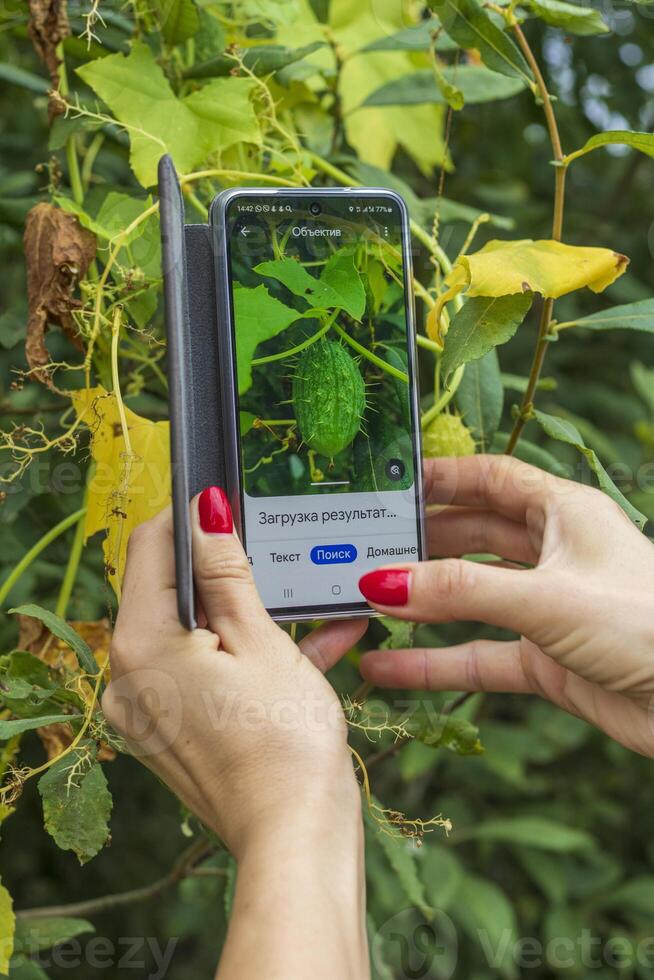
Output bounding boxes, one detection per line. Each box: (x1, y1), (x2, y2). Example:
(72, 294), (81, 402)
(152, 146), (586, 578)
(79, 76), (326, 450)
(23, 203), (96, 389)
(17, 615), (115, 762)
(28, 0), (70, 118)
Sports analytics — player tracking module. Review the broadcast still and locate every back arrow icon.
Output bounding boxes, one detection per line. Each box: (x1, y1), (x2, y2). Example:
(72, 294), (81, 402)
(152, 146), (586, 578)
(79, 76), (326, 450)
(240, 227), (250, 236)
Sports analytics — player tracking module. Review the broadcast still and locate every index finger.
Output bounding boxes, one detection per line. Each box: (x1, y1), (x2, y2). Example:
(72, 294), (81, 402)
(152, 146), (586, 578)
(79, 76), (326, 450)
(422, 454), (559, 522)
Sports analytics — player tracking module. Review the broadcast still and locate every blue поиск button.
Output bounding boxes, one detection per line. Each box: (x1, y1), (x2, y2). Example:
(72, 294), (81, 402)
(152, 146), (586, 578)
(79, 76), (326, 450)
(310, 544), (357, 565)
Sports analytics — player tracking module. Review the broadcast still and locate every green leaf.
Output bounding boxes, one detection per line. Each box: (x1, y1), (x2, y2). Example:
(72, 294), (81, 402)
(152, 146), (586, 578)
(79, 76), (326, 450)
(525, 0), (608, 34)
(421, 845), (463, 912)
(0, 64), (49, 96)
(223, 855), (237, 918)
(526, 0), (607, 33)
(319, 251), (367, 319)
(491, 431), (570, 476)
(0, 651), (58, 704)
(462, 816), (595, 851)
(233, 285), (303, 394)
(365, 802), (430, 917)
(517, 849), (569, 905)
(0, 312), (24, 351)
(441, 293), (533, 380)
(558, 298), (654, 334)
(363, 66), (526, 107)
(631, 362), (654, 415)
(362, 18), (458, 52)
(0, 880), (14, 976)
(450, 873), (518, 978)
(14, 918), (94, 955)
(6, 955), (48, 979)
(543, 905), (586, 967)
(38, 748), (112, 865)
(55, 192), (152, 245)
(399, 740), (438, 780)
(255, 252), (365, 320)
(77, 44), (260, 187)
(379, 617), (415, 651)
(194, 7), (226, 62)
(429, 0), (533, 82)
(0, 715), (80, 740)
(532, 409), (647, 530)
(599, 876), (654, 918)
(155, 0), (199, 44)
(341, 158), (514, 229)
(550, 408), (622, 465)
(563, 130), (654, 166)
(405, 711), (484, 755)
(455, 349), (503, 451)
(239, 411), (257, 435)
(8, 606), (99, 677)
(500, 372), (556, 393)
(432, 61), (464, 110)
(48, 114), (102, 152)
(184, 41), (325, 79)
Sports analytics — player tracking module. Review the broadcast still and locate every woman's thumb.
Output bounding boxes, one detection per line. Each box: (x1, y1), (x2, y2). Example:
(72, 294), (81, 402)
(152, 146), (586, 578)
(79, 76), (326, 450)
(191, 486), (269, 646)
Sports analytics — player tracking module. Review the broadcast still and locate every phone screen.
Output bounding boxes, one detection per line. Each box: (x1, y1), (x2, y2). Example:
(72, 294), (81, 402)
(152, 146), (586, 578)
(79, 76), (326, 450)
(220, 191), (424, 618)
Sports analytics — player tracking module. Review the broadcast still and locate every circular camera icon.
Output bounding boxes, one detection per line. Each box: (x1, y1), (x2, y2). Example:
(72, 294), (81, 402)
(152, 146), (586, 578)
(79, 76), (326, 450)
(372, 907), (458, 980)
(385, 457), (406, 481)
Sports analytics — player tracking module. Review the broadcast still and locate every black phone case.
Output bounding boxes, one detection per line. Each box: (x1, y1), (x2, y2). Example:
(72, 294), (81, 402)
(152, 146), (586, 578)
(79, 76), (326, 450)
(158, 154), (225, 629)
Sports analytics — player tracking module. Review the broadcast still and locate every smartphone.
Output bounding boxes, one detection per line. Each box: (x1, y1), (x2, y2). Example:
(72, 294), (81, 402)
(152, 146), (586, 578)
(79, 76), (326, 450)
(210, 188), (426, 621)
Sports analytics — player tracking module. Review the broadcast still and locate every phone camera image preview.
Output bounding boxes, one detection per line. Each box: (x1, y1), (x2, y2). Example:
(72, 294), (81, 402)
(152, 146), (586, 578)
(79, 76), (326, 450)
(226, 196), (421, 612)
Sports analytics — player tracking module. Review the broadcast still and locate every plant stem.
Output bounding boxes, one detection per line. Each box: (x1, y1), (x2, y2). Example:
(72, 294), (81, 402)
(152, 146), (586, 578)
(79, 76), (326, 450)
(333, 324), (408, 382)
(109, 307), (135, 600)
(17, 838), (213, 920)
(85, 201), (159, 385)
(81, 132), (105, 191)
(421, 364), (465, 428)
(0, 509), (87, 607)
(416, 334), (443, 354)
(307, 151), (454, 280)
(183, 186), (209, 220)
(54, 490), (88, 619)
(505, 24), (566, 455)
(252, 310), (337, 366)
(57, 43), (84, 206)
(179, 169), (298, 188)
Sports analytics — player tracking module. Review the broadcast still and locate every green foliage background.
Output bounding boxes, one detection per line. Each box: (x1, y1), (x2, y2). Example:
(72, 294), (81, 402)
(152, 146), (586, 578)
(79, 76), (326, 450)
(1, 0), (654, 977)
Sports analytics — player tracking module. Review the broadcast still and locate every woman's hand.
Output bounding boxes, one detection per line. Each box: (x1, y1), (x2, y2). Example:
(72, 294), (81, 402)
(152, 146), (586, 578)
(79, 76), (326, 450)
(102, 486), (369, 980)
(355, 455), (654, 758)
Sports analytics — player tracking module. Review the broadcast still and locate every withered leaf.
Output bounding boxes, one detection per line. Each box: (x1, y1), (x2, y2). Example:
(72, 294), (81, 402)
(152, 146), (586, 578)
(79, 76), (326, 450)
(28, 0), (70, 118)
(17, 614), (115, 762)
(23, 202), (96, 388)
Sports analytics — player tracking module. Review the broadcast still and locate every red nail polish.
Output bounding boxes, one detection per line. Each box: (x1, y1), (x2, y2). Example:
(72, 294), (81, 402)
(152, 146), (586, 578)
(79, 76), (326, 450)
(358, 569), (410, 606)
(198, 486), (233, 534)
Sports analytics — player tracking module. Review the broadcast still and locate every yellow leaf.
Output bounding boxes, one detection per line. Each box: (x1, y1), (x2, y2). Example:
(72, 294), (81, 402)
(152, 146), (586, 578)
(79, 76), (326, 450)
(275, 1), (447, 171)
(71, 387), (171, 596)
(446, 239), (629, 299)
(0, 880), (14, 976)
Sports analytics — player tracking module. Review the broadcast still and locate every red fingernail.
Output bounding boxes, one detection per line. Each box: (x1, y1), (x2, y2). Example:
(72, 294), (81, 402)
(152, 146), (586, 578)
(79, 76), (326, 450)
(358, 569), (410, 606)
(198, 486), (233, 534)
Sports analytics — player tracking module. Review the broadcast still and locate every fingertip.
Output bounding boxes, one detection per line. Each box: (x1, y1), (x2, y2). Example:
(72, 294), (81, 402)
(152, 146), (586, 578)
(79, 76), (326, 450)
(359, 649), (394, 684)
(300, 617), (370, 673)
(195, 486), (233, 535)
